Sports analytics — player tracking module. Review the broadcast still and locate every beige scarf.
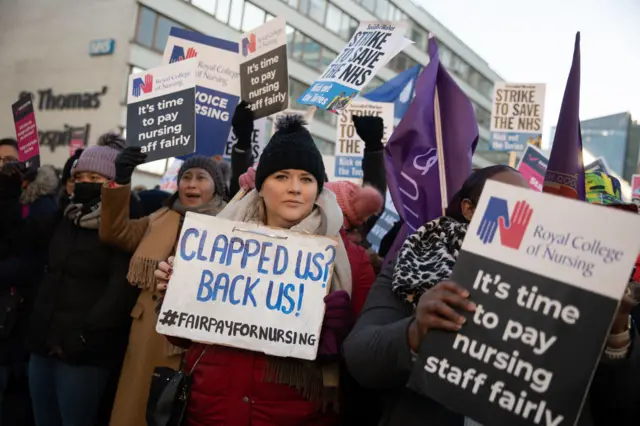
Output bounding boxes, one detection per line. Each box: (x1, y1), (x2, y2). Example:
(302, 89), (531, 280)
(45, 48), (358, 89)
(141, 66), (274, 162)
(217, 189), (352, 410)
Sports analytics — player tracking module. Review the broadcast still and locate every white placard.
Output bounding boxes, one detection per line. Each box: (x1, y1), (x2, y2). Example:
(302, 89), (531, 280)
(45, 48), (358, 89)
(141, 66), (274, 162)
(157, 212), (339, 360)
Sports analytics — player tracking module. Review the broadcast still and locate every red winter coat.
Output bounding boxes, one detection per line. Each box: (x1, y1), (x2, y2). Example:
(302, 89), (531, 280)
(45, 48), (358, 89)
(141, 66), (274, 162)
(340, 229), (376, 316)
(181, 342), (339, 426)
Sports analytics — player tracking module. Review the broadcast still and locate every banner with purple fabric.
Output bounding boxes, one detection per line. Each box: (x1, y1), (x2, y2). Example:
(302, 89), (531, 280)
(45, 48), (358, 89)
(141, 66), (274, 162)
(383, 36), (478, 260)
(543, 32), (585, 201)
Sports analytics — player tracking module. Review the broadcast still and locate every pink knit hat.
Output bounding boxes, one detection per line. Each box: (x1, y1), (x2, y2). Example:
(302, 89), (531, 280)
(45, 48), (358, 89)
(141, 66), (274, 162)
(324, 181), (383, 228)
(73, 133), (125, 180)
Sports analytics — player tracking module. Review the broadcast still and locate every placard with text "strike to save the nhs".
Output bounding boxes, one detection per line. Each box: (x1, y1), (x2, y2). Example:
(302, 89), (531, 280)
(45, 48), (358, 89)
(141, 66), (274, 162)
(408, 180), (640, 426)
(156, 212), (339, 360)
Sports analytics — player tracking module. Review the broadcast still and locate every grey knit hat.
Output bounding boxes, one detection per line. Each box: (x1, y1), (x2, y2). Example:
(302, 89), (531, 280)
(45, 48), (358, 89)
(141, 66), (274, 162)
(178, 155), (225, 196)
(73, 133), (125, 180)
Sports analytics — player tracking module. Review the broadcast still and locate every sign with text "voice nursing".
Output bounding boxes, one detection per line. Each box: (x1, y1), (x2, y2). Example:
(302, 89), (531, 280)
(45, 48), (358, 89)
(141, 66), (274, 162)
(126, 60), (196, 162)
(240, 17), (288, 119)
(297, 22), (409, 112)
(163, 27), (240, 158)
(334, 101), (394, 179)
(156, 212), (339, 360)
(408, 180), (640, 426)
(490, 83), (546, 152)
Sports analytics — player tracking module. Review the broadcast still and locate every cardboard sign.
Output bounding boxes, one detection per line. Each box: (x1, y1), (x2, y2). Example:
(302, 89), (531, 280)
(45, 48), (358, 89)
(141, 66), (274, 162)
(157, 212), (339, 360)
(223, 117), (267, 164)
(584, 157), (610, 175)
(12, 94), (40, 169)
(632, 175), (640, 204)
(297, 22), (409, 111)
(517, 145), (549, 191)
(239, 17), (288, 119)
(163, 28), (240, 158)
(490, 83), (546, 152)
(334, 101), (394, 179)
(408, 180), (640, 426)
(126, 60), (197, 162)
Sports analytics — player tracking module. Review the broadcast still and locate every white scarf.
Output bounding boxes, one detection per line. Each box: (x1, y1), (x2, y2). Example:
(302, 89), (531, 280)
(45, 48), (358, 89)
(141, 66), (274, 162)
(217, 190), (352, 296)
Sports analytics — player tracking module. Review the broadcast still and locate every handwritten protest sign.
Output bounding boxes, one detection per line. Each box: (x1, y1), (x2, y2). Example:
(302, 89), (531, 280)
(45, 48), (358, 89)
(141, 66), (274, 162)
(298, 22), (408, 111)
(240, 17), (288, 119)
(159, 158), (184, 193)
(126, 60), (196, 162)
(517, 145), (548, 191)
(632, 175), (640, 205)
(335, 101), (394, 179)
(163, 28), (240, 158)
(223, 117), (267, 164)
(12, 94), (40, 169)
(157, 212), (339, 360)
(408, 180), (640, 426)
(584, 157), (610, 175)
(490, 83), (546, 152)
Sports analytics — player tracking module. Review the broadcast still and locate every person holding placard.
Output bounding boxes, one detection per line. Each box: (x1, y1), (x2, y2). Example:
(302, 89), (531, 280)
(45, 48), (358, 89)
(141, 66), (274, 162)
(154, 114), (353, 426)
(26, 135), (140, 426)
(343, 165), (640, 426)
(98, 153), (227, 426)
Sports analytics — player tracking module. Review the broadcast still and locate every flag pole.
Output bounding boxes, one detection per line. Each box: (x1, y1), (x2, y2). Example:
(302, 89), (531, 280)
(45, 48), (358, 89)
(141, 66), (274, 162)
(430, 34), (448, 217)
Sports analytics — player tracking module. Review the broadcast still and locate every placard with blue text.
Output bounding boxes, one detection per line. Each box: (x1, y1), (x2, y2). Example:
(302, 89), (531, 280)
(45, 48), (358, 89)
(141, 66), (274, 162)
(223, 117), (267, 164)
(408, 180), (640, 426)
(163, 27), (240, 158)
(239, 17), (288, 119)
(156, 212), (339, 360)
(490, 83), (546, 152)
(297, 22), (409, 111)
(334, 101), (394, 178)
(126, 60), (196, 162)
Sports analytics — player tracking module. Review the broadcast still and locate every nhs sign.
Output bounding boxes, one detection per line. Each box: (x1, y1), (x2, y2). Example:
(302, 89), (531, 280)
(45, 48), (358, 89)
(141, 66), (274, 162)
(89, 39), (115, 56)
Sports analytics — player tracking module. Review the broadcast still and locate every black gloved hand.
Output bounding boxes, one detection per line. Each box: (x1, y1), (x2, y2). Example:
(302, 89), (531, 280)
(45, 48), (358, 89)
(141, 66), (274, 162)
(115, 147), (147, 185)
(231, 101), (255, 151)
(353, 115), (384, 152)
(0, 162), (24, 200)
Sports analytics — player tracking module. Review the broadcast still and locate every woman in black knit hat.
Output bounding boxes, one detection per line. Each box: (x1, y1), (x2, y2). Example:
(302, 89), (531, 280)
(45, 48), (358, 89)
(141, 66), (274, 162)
(97, 151), (226, 426)
(154, 114), (354, 426)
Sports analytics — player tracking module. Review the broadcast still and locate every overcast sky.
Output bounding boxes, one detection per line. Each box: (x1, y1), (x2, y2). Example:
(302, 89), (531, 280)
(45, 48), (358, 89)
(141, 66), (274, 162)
(416, 0), (640, 147)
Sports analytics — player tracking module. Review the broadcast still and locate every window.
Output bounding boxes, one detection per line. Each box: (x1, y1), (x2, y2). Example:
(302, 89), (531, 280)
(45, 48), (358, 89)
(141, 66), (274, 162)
(215, 0), (231, 23)
(241, 2), (265, 31)
(228, 0), (244, 29)
(473, 102), (491, 129)
(479, 77), (494, 99)
(366, 77), (385, 91)
(410, 23), (428, 50)
(191, 0), (216, 15)
(387, 53), (416, 73)
(134, 6), (186, 52)
(287, 30), (337, 72)
(325, 3), (342, 34)
(300, 37), (322, 70)
(308, 0), (326, 23)
(313, 136), (334, 155)
(135, 7), (156, 48)
(375, 0), (389, 20)
(360, 0), (376, 13)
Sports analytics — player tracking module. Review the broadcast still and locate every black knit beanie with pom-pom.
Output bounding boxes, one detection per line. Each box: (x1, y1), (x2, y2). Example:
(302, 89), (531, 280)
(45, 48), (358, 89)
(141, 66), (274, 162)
(255, 114), (324, 194)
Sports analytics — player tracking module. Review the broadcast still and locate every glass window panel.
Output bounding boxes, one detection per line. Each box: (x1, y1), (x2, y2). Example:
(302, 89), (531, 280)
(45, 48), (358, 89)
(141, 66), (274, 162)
(439, 43), (453, 67)
(308, 0), (326, 23)
(375, 0), (388, 19)
(241, 2), (265, 31)
(299, 0), (310, 14)
(339, 14), (351, 39)
(192, 0), (216, 15)
(215, 0), (231, 23)
(154, 16), (182, 52)
(266, 13), (274, 21)
(136, 7), (156, 48)
(349, 18), (358, 38)
(287, 0), (299, 8)
(315, 108), (336, 126)
(325, 4), (342, 33)
(320, 48), (335, 68)
(361, 0), (376, 13)
(301, 37), (321, 70)
(290, 32), (304, 59)
(228, 0), (244, 29)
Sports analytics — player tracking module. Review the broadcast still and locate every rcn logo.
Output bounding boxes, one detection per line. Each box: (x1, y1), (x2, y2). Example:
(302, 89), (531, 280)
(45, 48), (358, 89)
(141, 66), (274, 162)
(132, 74), (153, 98)
(477, 197), (533, 250)
(242, 33), (256, 57)
(169, 45), (198, 63)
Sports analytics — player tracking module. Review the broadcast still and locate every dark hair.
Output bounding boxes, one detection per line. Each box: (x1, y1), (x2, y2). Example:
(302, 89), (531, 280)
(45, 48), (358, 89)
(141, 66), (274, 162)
(0, 138), (18, 150)
(445, 165), (517, 223)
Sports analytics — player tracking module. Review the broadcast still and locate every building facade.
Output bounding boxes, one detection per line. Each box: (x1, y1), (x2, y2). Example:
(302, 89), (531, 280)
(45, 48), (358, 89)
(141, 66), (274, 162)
(0, 0), (504, 185)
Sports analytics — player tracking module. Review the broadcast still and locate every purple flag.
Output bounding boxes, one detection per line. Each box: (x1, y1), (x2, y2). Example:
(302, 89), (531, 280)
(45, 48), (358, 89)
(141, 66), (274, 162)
(384, 37), (478, 258)
(543, 32), (585, 200)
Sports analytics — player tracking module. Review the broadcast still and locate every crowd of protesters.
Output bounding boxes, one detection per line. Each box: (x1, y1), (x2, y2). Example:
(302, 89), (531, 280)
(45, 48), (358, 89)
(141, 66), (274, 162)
(0, 100), (638, 426)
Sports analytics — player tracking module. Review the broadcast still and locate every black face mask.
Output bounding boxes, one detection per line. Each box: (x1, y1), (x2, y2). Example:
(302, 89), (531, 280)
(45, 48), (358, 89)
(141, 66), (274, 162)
(72, 182), (103, 205)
